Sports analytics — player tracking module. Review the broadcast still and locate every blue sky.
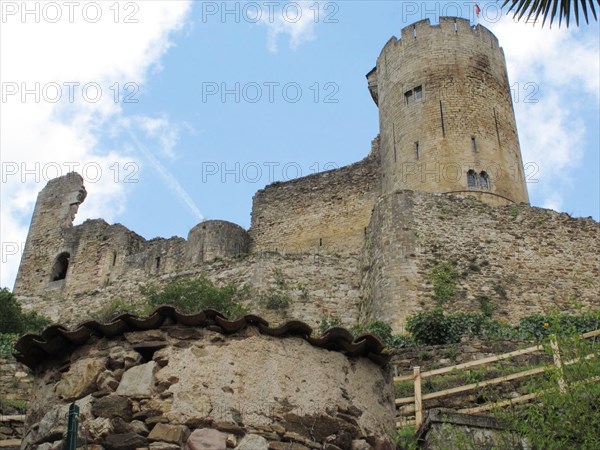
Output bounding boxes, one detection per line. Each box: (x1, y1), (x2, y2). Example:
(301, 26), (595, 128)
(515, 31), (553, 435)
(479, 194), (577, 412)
(1, 1), (599, 287)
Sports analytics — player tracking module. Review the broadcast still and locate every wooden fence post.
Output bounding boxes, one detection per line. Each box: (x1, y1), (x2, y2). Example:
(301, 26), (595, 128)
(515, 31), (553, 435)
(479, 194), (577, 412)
(414, 366), (423, 428)
(550, 337), (567, 393)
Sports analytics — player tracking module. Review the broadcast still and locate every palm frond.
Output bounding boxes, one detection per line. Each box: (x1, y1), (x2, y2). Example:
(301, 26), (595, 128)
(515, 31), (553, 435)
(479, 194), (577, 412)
(501, 0), (599, 27)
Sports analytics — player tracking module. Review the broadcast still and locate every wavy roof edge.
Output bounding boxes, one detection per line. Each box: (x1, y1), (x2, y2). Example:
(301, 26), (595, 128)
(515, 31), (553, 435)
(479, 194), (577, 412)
(14, 305), (391, 369)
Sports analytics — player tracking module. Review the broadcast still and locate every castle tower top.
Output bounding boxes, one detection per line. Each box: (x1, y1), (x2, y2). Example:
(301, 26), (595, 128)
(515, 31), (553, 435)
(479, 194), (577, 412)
(368, 17), (529, 206)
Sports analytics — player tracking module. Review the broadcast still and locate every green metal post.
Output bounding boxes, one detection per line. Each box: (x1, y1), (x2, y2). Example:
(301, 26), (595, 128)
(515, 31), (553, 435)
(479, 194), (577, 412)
(63, 403), (79, 450)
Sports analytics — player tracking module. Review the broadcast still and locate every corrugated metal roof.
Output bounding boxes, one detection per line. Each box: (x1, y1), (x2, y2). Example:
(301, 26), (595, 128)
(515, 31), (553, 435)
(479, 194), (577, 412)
(14, 306), (390, 369)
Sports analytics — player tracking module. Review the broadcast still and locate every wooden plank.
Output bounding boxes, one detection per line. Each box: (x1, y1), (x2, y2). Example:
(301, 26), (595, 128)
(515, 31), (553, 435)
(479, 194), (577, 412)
(458, 375), (600, 415)
(458, 392), (543, 414)
(582, 329), (600, 339)
(396, 419), (416, 428)
(550, 338), (567, 393)
(393, 329), (599, 384)
(420, 366), (548, 401)
(395, 374), (414, 382)
(414, 367), (423, 428)
(394, 345), (544, 382)
(395, 365), (548, 405)
(396, 395), (415, 405)
(0, 440), (22, 448)
(420, 345), (544, 379)
(0, 415), (25, 422)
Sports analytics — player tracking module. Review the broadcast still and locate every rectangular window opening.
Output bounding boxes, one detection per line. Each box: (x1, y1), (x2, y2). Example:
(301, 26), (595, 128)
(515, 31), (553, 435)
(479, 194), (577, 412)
(415, 141), (420, 159)
(405, 90), (414, 104)
(112, 252), (117, 266)
(155, 257), (161, 270)
(414, 86), (423, 100)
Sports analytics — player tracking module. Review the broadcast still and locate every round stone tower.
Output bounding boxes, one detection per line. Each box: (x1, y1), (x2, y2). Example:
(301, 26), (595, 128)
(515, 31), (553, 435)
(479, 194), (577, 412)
(186, 220), (250, 264)
(367, 17), (529, 206)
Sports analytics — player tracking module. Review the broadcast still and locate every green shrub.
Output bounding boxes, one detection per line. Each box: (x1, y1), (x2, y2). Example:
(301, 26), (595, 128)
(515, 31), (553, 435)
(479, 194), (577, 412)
(0, 333), (19, 357)
(518, 310), (600, 341)
(429, 261), (459, 305)
(406, 308), (451, 345)
(0, 288), (49, 334)
(140, 275), (247, 319)
(93, 299), (142, 322)
(406, 308), (600, 345)
(477, 295), (497, 317)
(262, 291), (291, 310)
(393, 424), (419, 450)
(260, 269), (292, 310)
(352, 320), (413, 349)
(319, 315), (342, 334)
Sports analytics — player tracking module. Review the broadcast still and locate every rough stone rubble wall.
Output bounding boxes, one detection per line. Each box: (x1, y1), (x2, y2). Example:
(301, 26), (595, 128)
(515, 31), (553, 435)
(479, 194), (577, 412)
(18, 252), (363, 330)
(362, 190), (600, 331)
(249, 140), (381, 255)
(21, 327), (395, 450)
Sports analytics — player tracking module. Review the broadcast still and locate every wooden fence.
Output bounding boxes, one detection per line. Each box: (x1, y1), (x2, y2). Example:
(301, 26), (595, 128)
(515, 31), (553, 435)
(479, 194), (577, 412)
(394, 329), (600, 428)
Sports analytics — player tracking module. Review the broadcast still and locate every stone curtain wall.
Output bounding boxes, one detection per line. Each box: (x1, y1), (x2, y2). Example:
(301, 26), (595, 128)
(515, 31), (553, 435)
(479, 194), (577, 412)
(18, 253), (363, 329)
(249, 141), (381, 256)
(362, 190), (600, 331)
(21, 327), (395, 450)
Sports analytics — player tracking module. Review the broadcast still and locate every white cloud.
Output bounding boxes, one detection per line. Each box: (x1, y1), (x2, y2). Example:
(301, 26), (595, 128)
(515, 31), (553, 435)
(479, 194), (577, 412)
(259, 1), (325, 53)
(137, 115), (182, 159)
(0, 1), (192, 288)
(487, 16), (599, 212)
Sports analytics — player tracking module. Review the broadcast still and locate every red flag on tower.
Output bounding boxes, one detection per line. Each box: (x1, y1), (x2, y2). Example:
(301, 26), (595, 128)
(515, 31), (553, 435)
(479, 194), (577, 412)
(475, 2), (481, 17)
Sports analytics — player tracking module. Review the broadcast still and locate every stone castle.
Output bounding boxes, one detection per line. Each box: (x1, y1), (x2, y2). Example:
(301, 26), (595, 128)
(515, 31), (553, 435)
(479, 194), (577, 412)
(13, 18), (600, 330)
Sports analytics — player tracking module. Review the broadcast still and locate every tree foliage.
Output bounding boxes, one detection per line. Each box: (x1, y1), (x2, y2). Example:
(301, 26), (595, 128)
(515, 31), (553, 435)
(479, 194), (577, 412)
(0, 288), (49, 334)
(140, 275), (248, 319)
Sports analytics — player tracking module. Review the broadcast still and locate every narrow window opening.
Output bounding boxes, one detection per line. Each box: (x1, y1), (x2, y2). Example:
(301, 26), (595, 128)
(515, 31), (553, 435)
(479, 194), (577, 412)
(454, 22), (458, 33)
(414, 86), (423, 100)
(415, 141), (420, 159)
(319, 238), (323, 247)
(393, 123), (397, 162)
(50, 252), (70, 281)
(405, 90), (414, 104)
(471, 136), (477, 152)
(112, 252), (117, 266)
(155, 257), (161, 271)
(467, 170), (477, 188)
(479, 171), (490, 189)
(413, 25), (417, 39)
(439, 101), (445, 137)
(493, 108), (501, 146)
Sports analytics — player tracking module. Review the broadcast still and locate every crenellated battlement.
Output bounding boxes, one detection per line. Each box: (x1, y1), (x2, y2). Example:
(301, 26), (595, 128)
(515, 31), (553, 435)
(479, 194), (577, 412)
(379, 18), (501, 52)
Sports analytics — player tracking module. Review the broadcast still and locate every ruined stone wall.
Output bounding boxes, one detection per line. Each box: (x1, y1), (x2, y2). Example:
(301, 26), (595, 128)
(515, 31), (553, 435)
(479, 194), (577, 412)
(371, 18), (528, 205)
(18, 252), (363, 329)
(362, 190), (600, 331)
(249, 139), (381, 255)
(13, 173), (87, 297)
(20, 325), (395, 450)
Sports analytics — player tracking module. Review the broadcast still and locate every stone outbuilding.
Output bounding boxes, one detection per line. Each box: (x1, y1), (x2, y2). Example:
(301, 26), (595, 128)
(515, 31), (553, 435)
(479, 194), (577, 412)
(14, 307), (396, 450)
